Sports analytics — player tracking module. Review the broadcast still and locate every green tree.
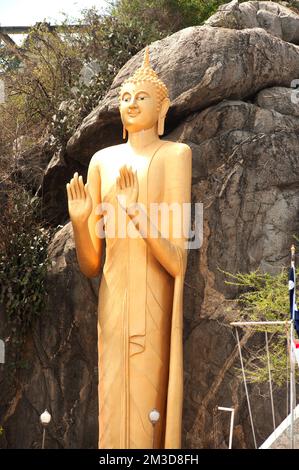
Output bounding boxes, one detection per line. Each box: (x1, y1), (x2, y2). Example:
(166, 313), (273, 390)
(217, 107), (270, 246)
(225, 269), (292, 386)
(110, 0), (235, 34)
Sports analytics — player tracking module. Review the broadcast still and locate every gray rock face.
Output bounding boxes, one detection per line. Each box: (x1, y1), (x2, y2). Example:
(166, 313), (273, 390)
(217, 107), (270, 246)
(206, 0), (299, 44)
(12, 142), (52, 194)
(255, 86), (299, 117)
(177, 99), (299, 448)
(66, 24), (299, 165)
(170, 98), (299, 281)
(40, 150), (87, 226)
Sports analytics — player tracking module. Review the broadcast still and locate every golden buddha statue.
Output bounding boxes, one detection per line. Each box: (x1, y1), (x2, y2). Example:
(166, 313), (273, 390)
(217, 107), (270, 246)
(66, 47), (192, 449)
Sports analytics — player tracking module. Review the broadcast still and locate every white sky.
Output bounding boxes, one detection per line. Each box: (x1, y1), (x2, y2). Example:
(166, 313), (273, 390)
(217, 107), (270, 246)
(0, 0), (108, 26)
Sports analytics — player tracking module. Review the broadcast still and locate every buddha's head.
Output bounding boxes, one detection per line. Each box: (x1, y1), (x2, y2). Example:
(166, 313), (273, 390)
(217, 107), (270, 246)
(119, 47), (170, 137)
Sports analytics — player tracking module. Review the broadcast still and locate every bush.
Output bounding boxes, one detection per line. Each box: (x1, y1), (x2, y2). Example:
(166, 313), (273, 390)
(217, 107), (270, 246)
(0, 184), (51, 352)
(110, 0), (235, 32)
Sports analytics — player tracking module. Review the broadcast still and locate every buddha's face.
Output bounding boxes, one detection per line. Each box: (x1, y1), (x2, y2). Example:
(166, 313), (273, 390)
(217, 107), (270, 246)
(120, 81), (160, 133)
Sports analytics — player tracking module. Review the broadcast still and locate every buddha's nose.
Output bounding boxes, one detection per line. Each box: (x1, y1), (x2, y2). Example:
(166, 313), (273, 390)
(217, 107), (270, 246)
(128, 96), (138, 108)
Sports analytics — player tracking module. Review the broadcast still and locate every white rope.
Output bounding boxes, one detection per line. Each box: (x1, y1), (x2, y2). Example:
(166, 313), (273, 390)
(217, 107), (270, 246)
(235, 327), (257, 449)
(265, 331), (276, 431)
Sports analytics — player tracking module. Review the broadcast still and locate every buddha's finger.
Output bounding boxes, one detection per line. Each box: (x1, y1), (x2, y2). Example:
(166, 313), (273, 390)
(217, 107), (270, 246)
(74, 172), (82, 198)
(116, 175), (120, 190)
(116, 176), (122, 191)
(123, 166), (130, 187)
(70, 178), (78, 199)
(127, 167), (132, 187)
(73, 172), (79, 187)
(120, 167), (126, 188)
(128, 166), (134, 187)
(121, 167), (127, 187)
(133, 170), (138, 188)
(120, 167), (126, 187)
(79, 175), (85, 199)
(78, 175), (84, 199)
(66, 183), (73, 201)
(72, 173), (79, 196)
(74, 177), (80, 199)
(74, 173), (82, 199)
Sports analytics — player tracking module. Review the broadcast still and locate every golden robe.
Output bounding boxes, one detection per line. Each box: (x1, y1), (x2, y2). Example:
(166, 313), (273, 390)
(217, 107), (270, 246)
(98, 143), (187, 448)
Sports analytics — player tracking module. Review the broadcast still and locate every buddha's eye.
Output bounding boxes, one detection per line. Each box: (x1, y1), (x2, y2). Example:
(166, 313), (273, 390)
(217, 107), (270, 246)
(122, 95), (130, 102)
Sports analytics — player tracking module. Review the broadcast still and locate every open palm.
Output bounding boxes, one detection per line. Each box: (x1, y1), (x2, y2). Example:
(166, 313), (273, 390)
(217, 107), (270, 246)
(66, 172), (92, 224)
(116, 165), (139, 210)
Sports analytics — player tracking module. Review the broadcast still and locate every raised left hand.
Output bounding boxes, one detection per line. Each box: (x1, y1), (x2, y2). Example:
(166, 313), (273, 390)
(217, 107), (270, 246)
(116, 165), (139, 210)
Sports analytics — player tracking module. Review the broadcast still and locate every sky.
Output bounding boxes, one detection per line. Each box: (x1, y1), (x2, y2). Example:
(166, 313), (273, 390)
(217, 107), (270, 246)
(0, 0), (108, 26)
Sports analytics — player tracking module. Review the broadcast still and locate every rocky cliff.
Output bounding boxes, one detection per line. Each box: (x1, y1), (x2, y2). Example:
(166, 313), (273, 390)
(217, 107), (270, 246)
(1, 1), (299, 448)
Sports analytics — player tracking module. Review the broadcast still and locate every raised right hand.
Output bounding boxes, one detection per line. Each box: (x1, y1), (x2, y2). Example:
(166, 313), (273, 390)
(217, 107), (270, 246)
(66, 172), (92, 225)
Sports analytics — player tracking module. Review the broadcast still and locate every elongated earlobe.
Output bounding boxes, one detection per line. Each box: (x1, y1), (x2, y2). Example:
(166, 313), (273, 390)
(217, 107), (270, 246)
(158, 97), (170, 136)
(158, 116), (165, 136)
(123, 126), (127, 140)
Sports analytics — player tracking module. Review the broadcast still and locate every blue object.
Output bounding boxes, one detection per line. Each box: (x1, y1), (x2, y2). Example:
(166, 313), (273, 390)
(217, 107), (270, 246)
(289, 266), (299, 337)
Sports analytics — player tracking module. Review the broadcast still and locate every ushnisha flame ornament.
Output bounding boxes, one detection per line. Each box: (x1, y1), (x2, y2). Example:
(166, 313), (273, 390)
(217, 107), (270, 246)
(119, 47), (169, 108)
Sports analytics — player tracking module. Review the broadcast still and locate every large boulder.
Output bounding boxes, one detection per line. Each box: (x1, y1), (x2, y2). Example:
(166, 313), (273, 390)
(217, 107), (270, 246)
(176, 98), (299, 447)
(205, 0), (299, 43)
(255, 85), (299, 117)
(66, 23), (299, 164)
(11, 141), (52, 194)
(40, 150), (87, 226)
(42, 4), (299, 226)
